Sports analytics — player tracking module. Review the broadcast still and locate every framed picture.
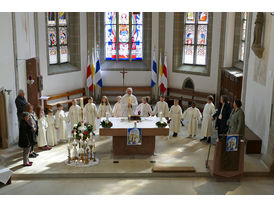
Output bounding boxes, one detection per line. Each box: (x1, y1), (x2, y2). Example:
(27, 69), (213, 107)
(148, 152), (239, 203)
(226, 135), (239, 152)
(127, 128), (142, 145)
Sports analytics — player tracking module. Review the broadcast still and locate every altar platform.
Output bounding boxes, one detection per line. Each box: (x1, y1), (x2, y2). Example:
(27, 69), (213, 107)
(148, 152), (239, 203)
(0, 123), (270, 180)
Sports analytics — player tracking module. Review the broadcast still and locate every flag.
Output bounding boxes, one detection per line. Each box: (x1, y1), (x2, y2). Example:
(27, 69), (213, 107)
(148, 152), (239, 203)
(158, 52), (163, 87)
(94, 50), (103, 88)
(151, 51), (157, 88)
(160, 55), (168, 94)
(91, 51), (96, 91)
(86, 54), (93, 92)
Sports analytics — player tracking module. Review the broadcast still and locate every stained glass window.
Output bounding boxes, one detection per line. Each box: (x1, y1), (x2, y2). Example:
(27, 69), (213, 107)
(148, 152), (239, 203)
(183, 12), (209, 66)
(239, 12), (247, 62)
(104, 12), (143, 61)
(47, 12), (69, 65)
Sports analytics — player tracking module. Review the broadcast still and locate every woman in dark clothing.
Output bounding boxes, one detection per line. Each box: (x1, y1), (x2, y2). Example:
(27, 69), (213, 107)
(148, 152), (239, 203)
(212, 95), (232, 137)
(24, 103), (39, 158)
(18, 112), (34, 166)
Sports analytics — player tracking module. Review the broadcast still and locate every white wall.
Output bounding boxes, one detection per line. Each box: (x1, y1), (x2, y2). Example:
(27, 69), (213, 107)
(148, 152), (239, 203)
(0, 13), (18, 145)
(245, 13), (274, 154)
(165, 12), (222, 94)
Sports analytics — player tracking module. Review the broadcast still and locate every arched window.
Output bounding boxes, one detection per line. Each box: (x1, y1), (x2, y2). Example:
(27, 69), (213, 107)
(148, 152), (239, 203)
(104, 12), (143, 61)
(183, 12), (209, 65)
(183, 78), (195, 90)
(47, 12), (69, 65)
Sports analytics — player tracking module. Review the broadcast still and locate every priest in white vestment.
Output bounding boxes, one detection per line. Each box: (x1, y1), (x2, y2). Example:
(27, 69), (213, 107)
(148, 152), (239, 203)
(200, 96), (216, 143)
(182, 102), (202, 138)
(152, 95), (169, 117)
(121, 88), (138, 117)
(68, 99), (82, 128)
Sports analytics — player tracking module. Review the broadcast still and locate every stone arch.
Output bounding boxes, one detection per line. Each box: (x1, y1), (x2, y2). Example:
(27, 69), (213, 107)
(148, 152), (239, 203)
(182, 77), (195, 90)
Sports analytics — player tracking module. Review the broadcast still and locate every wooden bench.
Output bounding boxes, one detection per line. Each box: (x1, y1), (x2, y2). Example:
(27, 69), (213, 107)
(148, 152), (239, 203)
(44, 88), (88, 110)
(166, 88), (215, 110)
(245, 126), (262, 154)
(101, 86), (152, 102)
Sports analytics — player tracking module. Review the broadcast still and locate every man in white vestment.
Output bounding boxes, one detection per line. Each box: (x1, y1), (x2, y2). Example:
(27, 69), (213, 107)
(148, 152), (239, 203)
(121, 88), (138, 117)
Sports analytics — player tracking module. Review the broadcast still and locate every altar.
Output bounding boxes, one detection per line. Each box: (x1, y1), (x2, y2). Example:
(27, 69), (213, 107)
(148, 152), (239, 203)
(99, 117), (169, 155)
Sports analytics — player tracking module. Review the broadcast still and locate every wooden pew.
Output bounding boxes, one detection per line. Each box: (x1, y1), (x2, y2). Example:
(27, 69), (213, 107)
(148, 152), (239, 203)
(101, 86), (152, 102)
(245, 126), (262, 154)
(166, 88), (215, 110)
(44, 88), (87, 110)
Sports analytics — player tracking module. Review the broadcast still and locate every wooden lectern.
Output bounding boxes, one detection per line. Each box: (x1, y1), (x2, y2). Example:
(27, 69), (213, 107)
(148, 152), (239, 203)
(207, 136), (244, 182)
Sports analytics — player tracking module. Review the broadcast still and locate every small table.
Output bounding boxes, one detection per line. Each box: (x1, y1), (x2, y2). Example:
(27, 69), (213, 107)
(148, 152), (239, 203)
(99, 117), (169, 155)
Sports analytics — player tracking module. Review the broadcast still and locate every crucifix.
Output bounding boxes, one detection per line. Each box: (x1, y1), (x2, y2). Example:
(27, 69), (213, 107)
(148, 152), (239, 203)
(120, 68), (128, 90)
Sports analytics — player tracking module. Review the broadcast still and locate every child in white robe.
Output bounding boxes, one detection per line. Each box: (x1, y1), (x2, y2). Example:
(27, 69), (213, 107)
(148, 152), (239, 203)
(168, 99), (183, 137)
(84, 97), (97, 134)
(200, 95), (216, 143)
(152, 95), (169, 117)
(97, 96), (112, 118)
(112, 96), (122, 117)
(68, 99), (82, 128)
(55, 103), (68, 141)
(46, 109), (57, 146)
(182, 102), (202, 138)
(36, 106), (51, 150)
(136, 96), (153, 117)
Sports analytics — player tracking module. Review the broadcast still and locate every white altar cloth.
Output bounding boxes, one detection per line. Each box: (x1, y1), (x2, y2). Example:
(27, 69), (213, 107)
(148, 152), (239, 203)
(100, 117), (169, 129)
(0, 167), (13, 184)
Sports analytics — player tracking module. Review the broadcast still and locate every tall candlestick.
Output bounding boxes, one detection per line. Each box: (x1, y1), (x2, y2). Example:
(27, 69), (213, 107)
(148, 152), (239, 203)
(80, 98), (84, 109)
(80, 98), (84, 122)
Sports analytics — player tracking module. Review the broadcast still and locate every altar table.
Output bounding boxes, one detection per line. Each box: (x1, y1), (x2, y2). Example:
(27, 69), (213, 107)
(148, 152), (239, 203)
(99, 117), (169, 155)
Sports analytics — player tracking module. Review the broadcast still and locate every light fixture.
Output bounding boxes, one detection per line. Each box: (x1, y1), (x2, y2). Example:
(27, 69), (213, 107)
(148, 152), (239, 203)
(27, 75), (35, 85)
(4, 89), (12, 95)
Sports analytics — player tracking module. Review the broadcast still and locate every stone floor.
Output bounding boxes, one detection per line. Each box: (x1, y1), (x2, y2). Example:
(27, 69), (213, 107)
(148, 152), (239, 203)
(0, 119), (269, 178)
(1, 177), (274, 195)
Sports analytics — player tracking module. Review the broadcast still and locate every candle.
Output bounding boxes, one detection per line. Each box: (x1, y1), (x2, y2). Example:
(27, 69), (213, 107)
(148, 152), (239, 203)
(134, 121), (137, 128)
(159, 112), (163, 122)
(80, 98), (84, 109)
(67, 144), (71, 157)
(106, 112), (109, 122)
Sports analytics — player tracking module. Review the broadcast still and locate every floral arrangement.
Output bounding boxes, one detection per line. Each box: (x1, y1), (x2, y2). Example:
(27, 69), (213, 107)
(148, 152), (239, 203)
(155, 121), (167, 128)
(100, 120), (113, 128)
(72, 121), (93, 140)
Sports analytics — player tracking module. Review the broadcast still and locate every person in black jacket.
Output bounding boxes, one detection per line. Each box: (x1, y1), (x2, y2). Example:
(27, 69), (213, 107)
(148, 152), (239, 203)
(15, 90), (27, 122)
(212, 95), (232, 138)
(18, 112), (34, 166)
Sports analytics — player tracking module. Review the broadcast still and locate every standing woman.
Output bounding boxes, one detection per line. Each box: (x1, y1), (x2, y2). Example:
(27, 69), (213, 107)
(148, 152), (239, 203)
(227, 100), (245, 139)
(212, 95), (232, 137)
(97, 96), (112, 118)
(24, 103), (39, 158)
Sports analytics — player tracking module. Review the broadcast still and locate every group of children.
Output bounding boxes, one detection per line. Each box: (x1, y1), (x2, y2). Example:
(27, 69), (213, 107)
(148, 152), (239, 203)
(18, 94), (215, 166)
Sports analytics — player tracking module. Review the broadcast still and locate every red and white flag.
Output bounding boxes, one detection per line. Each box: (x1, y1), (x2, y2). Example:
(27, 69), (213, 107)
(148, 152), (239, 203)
(86, 54), (93, 92)
(160, 55), (168, 94)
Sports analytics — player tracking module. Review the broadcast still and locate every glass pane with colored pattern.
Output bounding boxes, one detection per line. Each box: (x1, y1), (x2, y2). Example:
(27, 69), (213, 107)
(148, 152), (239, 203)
(105, 24), (116, 43)
(105, 42), (116, 60)
(119, 12), (129, 24)
(131, 24), (142, 43)
(184, 25), (195, 45)
(198, 12), (208, 24)
(119, 25), (129, 42)
(131, 42), (143, 60)
(48, 27), (56, 46)
(58, 12), (67, 26)
(196, 45), (207, 65)
(132, 12), (143, 24)
(59, 27), (67, 46)
(197, 25), (207, 45)
(60, 46), (68, 63)
(105, 12), (116, 24)
(49, 47), (57, 64)
(186, 12), (195, 24)
(183, 45), (194, 64)
(48, 12), (56, 26)
(119, 43), (129, 60)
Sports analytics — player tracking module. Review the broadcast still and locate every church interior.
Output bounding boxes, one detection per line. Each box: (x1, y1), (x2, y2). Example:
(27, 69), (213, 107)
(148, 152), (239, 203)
(1, 9), (274, 197)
